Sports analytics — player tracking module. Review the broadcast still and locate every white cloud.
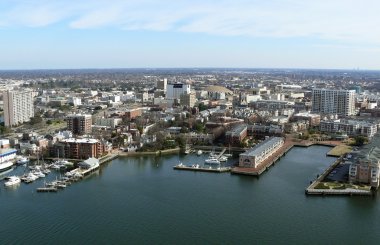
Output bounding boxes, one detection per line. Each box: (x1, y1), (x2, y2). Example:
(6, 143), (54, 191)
(1, 0), (379, 45)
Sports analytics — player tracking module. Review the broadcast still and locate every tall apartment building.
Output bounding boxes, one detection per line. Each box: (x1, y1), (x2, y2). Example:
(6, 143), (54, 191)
(3, 90), (34, 127)
(156, 78), (167, 92)
(180, 92), (196, 108)
(312, 89), (355, 116)
(67, 114), (92, 135)
(166, 83), (191, 100)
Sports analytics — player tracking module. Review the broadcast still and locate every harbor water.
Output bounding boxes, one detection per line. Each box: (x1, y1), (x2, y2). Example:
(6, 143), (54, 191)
(1, 146), (380, 244)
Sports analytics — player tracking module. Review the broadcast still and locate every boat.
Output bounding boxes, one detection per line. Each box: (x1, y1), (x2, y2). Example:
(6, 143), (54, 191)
(197, 150), (203, 156)
(0, 161), (14, 173)
(184, 149), (191, 154)
(31, 170), (45, 178)
(176, 162), (185, 167)
(21, 172), (39, 183)
(205, 157), (220, 165)
(219, 156), (228, 162)
(16, 157), (29, 165)
(4, 176), (21, 187)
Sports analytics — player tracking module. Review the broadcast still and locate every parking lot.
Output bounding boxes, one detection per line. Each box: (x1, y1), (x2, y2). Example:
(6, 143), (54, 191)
(324, 163), (350, 182)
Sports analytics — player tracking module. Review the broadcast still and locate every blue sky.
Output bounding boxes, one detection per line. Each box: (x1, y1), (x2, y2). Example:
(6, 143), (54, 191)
(0, 0), (379, 70)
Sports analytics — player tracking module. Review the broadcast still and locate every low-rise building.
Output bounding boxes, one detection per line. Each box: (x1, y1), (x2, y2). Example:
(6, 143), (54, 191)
(292, 112), (321, 126)
(349, 134), (380, 188)
(239, 137), (284, 168)
(50, 138), (109, 159)
(226, 124), (248, 145)
(247, 124), (283, 138)
(320, 119), (377, 138)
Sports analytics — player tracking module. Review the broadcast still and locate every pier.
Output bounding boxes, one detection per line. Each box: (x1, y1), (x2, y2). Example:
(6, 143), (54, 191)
(37, 187), (58, 192)
(173, 165), (231, 173)
(231, 141), (293, 176)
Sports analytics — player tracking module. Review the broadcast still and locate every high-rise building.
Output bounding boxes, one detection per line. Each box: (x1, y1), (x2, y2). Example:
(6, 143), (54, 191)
(166, 83), (191, 100)
(180, 92), (196, 108)
(312, 89), (355, 116)
(157, 78), (167, 92)
(3, 90), (34, 127)
(67, 114), (92, 135)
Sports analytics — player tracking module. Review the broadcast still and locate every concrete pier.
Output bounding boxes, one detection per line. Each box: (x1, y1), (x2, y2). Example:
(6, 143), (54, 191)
(231, 141), (293, 176)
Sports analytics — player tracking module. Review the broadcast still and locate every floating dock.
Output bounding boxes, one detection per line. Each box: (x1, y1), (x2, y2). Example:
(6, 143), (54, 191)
(173, 165), (231, 173)
(37, 187), (58, 192)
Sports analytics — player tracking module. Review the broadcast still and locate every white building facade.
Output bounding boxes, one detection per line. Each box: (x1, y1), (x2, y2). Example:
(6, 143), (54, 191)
(312, 89), (355, 116)
(3, 90), (35, 127)
(166, 83), (191, 100)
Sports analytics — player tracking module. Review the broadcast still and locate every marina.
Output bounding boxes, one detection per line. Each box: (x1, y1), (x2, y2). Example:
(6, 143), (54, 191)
(3, 146), (379, 244)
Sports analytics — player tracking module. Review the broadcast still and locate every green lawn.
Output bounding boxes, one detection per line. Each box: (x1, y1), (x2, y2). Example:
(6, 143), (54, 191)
(327, 145), (352, 157)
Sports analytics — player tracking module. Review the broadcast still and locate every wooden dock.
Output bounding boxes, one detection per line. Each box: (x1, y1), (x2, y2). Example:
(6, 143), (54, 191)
(173, 165), (231, 173)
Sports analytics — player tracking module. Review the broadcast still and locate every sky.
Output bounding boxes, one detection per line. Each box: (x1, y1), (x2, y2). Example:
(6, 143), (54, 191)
(0, 0), (379, 70)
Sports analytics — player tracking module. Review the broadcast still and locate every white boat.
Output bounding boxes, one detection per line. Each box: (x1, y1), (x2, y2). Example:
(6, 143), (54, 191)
(16, 157), (29, 165)
(205, 157), (220, 165)
(0, 161), (14, 173)
(32, 170), (45, 178)
(197, 150), (203, 156)
(21, 173), (39, 183)
(219, 156), (228, 162)
(4, 176), (21, 187)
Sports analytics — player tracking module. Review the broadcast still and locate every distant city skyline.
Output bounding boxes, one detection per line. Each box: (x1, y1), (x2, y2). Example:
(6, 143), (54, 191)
(0, 0), (379, 70)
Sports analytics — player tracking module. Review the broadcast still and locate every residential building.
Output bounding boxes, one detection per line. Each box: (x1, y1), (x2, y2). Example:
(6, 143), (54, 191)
(95, 118), (122, 128)
(292, 112), (321, 126)
(157, 78), (167, 92)
(320, 119), (377, 138)
(226, 124), (248, 145)
(3, 89), (34, 127)
(239, 137), (284, 168)
(67, 114), (92, 135)
(180, 92), (196, 108)
(248, 124), (283, 137)
(124, 108), (142, 120)
(311, 89), (355, 116)
(349, 134), (380, 188)
(50, 138), (108, 159)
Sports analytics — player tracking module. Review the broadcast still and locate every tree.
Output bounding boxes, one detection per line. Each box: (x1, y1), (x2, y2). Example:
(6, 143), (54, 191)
(353, 136), (367, 146)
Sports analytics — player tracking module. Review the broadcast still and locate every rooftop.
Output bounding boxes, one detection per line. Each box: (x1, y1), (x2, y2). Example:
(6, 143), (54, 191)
(241, 137), (283, 157)
(60, 138), (99, 144)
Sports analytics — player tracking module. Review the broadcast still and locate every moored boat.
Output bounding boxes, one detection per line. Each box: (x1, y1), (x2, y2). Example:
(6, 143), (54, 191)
(0, 161), (14, 173)
(4, 176), (21, 187)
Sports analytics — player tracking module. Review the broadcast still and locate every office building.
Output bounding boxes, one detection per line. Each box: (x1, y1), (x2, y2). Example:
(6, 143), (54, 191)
(3, 90), (34, 127)
(166, 83), (191, 100)
(312, 89), (355, 116)
(67, 114), (92, 135)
